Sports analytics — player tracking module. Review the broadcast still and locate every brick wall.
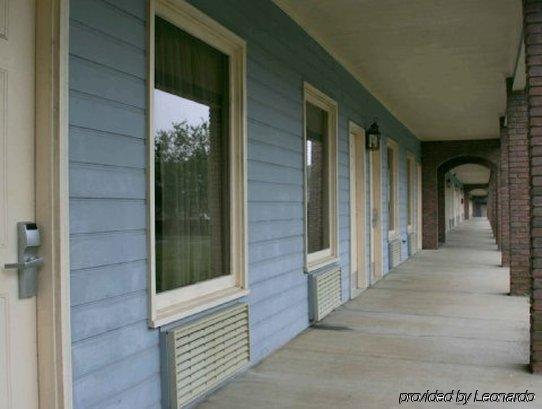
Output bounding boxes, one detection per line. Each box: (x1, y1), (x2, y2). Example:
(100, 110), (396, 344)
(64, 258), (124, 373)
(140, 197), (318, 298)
(507, 90), (531, 296)
(487, 171), (498, 239)
(421, 140), (500, 249)
(524, 0), (542, 374)
(500, 122), (511, 266)
(464, 191), (470, 219)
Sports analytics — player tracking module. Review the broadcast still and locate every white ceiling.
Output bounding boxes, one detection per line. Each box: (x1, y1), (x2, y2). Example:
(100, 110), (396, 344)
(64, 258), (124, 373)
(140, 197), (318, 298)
(470, 188), (488, 197)
(452, 164), (490, 185)
(274, 0), (523, 141)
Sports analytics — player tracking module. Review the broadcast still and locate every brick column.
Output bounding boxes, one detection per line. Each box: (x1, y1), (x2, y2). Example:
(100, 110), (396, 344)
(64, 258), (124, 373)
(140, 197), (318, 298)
(437, 170), (446, 243)
(524, 0), (541, 373)
(464, 191), (470, 219)
(508, 89), (530, 296)
(487, 172), (498, 238)
(496, 175), (502, 248)
(500, 119), (511, 266)
(422, 163), (438, 249)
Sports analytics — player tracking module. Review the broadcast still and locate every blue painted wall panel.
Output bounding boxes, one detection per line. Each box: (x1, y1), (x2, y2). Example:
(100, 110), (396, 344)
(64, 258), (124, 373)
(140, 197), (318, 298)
(69, 0), (420, 407)
(69, 1), (160, 408)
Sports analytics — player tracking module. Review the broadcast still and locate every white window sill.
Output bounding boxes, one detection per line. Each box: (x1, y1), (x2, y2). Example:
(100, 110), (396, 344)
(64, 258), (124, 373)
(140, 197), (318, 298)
(305, 256), (339, 273)
(150, 287), (249, 328)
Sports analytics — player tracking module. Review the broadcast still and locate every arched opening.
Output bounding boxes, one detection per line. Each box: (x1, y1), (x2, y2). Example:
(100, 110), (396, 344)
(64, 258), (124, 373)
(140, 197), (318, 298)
(437, 156), (496, 244)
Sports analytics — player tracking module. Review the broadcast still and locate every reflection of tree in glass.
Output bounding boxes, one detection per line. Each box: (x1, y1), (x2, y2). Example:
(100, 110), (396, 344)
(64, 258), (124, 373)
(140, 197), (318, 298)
(155, 120), (210, 162)
(155, 119), (214, 290)
(155, 119), (211, 223)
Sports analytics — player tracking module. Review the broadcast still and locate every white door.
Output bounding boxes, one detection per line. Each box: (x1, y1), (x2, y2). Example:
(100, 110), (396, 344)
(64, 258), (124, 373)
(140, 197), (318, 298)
(0, 0), (39, 408)
(369, 150), (382, 284)
(349, 124), (367, 298)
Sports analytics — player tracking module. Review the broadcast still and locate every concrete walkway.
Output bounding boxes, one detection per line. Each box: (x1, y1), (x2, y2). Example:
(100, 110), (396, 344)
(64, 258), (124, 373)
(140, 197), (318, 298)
(200, 219), (541, 408)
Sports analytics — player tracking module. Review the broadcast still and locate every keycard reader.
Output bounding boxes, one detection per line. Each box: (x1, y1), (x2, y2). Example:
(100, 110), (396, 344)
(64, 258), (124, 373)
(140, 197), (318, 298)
(4, 222), (44, 298)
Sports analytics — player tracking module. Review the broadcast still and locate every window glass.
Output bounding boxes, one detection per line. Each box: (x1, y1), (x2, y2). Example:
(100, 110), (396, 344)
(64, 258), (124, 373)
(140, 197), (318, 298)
(154, 16), (230, 293)
(387, 146), (395, 231)
(306, 102), (330, 253)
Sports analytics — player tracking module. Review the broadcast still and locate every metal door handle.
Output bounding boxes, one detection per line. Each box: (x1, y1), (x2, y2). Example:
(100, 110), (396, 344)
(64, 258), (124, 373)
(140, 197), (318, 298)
(5, 257), (44, 270)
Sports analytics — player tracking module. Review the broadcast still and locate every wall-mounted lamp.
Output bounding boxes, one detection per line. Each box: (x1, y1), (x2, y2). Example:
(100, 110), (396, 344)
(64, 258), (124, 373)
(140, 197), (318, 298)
(366, 120), (381, 151)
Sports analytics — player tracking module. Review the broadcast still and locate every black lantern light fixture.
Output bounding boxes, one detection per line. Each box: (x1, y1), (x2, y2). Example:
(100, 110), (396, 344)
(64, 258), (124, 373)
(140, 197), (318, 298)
(366, 120), (381, 151)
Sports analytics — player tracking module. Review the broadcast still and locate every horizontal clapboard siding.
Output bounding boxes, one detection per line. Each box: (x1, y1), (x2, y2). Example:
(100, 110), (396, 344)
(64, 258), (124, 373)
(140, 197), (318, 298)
(69, 0), (421, 406)
(69, 0), (160, 408)
(186, 0), (420, 365)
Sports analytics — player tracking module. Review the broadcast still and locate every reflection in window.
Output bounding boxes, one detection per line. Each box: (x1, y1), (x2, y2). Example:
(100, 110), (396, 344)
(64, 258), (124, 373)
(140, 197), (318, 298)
(154, 16), (230, 293)
(306, 102), (329, 253)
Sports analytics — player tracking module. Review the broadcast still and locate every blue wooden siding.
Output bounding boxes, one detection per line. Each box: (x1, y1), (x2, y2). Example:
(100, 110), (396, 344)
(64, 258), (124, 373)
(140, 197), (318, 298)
(68, 0), (420, 407)
(69, 0), (159, 408)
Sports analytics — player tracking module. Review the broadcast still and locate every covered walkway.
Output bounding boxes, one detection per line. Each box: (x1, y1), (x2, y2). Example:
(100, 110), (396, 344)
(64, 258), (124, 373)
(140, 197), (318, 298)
(200, 219), (539, 408)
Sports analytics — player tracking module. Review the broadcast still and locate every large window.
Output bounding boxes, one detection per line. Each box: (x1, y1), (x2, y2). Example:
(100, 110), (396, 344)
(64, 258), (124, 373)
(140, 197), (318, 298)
(149, 0), (247, 327)
(304, 83), (338, 271)
(154, 16), (230, 292)
(387, 140), (399, 237)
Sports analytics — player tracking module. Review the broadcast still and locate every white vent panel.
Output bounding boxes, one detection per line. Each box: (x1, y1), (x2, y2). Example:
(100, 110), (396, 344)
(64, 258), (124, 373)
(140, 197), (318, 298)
(165, 304), (250, 408)
(389, 239), (401, 268)
(309, 267), (341, 322)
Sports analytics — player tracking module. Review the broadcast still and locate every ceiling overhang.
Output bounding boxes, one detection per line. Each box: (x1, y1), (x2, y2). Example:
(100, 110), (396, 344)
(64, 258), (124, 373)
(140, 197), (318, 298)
(470, 188), (489, 197)
(451, 164), (491, 185)
(274, 0), (523, 141)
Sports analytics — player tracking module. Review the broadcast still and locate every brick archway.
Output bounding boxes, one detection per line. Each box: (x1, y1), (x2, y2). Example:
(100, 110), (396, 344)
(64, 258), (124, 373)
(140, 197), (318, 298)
(437, 156), (495, 244)
(422, 140), (500, 250)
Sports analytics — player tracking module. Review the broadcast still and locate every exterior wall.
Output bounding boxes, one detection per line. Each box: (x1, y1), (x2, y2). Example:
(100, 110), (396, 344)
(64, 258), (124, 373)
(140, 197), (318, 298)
(68, 1), (160, 408)
(68, 0), (421, 406)
(524, 0), (542, 374)
(381, 137), (420, 271)
(507, 90), (530, 296)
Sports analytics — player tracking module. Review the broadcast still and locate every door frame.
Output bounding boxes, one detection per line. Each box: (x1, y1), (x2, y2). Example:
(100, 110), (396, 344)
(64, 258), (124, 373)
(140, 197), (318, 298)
(35, 0), (72, 407)
(349, 121), (367, 299)
(369, 148), (383, 284)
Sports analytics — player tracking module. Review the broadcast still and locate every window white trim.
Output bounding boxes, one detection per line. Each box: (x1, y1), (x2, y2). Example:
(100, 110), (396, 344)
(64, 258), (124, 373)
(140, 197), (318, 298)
(406, 151), (415, 233)
(303, 82), (339, 272)
(386, 138), (399, 240)
(148, 0), (248, 328)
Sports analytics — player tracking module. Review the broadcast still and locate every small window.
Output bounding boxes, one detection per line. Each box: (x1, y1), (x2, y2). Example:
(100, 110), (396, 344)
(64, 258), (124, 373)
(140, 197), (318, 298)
(406, 154), (415, 230)
(387, 140), (399, 237)
(304, 83), (338, 271)
(149, 0), (247, 327)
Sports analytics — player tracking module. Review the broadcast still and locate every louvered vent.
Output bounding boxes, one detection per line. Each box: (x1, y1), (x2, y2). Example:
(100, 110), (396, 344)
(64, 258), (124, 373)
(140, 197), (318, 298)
(388, 239), (401, 268)
(309, 267), (342, 322)
(408, 232), (418, 256)
(163, 304), (250, 408)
